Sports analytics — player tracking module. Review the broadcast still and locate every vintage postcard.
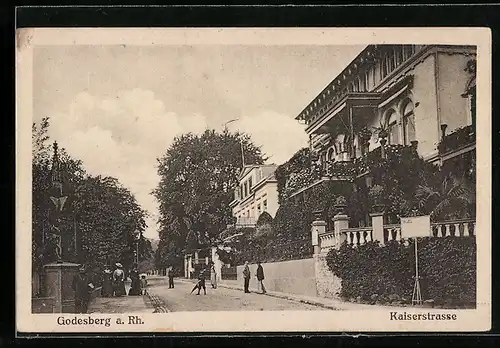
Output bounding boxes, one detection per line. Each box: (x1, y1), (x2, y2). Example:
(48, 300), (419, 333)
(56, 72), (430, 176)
(16, 27), (491, 333)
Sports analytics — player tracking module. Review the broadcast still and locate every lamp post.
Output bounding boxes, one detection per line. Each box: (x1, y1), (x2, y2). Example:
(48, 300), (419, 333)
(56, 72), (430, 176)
(42, 141), (80, 313)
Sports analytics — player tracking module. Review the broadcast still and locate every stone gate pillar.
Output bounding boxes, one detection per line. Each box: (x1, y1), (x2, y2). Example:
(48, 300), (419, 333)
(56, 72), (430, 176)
(370, 212), (385, 245)
(311, 216), (342, 300)
(332, 214), (349, 247)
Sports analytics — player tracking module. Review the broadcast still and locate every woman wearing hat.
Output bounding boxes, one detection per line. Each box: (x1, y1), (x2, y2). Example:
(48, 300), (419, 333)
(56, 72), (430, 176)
(128, 264), (141, 296)
(102, 266), (113, 297)
(113, 263), (126, 297)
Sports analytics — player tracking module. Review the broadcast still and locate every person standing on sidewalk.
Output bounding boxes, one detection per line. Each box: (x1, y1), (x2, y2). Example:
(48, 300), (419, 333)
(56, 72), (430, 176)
(72, 265), (94, 313)
(167, 267), (175, 289)
(101, 266), (113, 297)
(128, 264), (141, 296)
(256, 261), (266, 294)
(210, 263), (217, 289)
(243, 261), (251, 293)
(113, 263), (126, 297)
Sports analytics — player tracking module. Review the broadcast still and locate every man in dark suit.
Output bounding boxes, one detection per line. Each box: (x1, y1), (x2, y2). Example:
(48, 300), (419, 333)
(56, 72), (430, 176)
(72, 265), (94, 313)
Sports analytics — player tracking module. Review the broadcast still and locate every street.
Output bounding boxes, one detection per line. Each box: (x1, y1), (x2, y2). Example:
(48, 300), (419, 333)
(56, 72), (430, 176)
(150, 277), (325, 312)
(89, 276), (328, 313)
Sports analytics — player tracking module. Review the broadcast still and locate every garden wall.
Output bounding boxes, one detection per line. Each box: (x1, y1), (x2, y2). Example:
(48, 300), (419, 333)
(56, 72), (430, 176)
(236, 258), (317, 297)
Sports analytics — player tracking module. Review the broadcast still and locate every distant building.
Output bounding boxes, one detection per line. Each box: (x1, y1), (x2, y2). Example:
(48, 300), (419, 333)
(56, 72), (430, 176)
(293, 44), (476, 195)
(229, 164), (279, 228)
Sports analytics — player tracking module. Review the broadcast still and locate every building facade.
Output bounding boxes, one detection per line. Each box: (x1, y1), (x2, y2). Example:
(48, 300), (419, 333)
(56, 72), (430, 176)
(229, 164), (279, 228)
(295, 44), (476, 185)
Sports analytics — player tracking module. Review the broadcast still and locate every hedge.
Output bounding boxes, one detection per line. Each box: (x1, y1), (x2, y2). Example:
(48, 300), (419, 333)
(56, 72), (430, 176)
(233, 235), (313, 265)
(326, 236), (476, 308)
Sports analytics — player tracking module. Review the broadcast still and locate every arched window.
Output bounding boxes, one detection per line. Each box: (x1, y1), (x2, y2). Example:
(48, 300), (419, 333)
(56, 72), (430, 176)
(385, 110), (400, 145)
(402, 100), (416, 145)
(327, 147), (335, 161)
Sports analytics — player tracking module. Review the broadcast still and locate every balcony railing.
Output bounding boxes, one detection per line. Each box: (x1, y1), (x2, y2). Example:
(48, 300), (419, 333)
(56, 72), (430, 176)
(438, 125), (475, 155)
(320, 218), (475, 251)
(234, 217), (257, 228)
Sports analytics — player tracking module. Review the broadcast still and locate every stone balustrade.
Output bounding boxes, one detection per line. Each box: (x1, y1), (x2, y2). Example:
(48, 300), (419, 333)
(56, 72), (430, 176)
(319, 227), (374, 251)
(318, 230), (336, 251)
(384, 224), (402, 243)
(431, 219), (475, 237)
(339, 227), (374, 247)
(317, 218), (475, 253)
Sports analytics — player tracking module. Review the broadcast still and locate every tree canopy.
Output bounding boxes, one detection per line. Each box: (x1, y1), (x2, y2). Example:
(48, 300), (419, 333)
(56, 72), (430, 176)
(32, 118), (149, 280)
(153, 129), (265, 270)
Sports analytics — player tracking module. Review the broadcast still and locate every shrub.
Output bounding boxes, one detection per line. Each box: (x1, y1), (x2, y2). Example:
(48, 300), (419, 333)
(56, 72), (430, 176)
(326, 236), (476, 307)
(256, 211), (273, 226)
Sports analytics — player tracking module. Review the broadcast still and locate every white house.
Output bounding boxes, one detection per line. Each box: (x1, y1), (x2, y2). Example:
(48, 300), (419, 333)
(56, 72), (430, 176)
(229, 164), (279, 228)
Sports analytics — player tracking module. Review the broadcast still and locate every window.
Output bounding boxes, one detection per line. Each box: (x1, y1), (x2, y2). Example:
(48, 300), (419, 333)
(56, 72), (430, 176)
(257, 204), (261, 213)
(244, 182), (248, 197)
(468, 89), (476, 127)
(327, 148), (335, 162)
(263, 200), (268, 211)
(354, 78), (361, 92)
(381, 56), (388, 79)
(386, 110), (400, 145)
(402, 100), (416, 145)
(387, 49), (396, 73)
(249, 177), (253, 190)
(396, 47), (403, 65)
(403, 45), (415, 60)
(364, 70), (370, 91)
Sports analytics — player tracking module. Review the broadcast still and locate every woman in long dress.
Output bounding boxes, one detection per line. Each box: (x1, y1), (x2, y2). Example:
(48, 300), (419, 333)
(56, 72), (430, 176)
(210, 264), (217, 289)
(113, 263), (126, 296)
(102, 267), (113, 297)
(128, 265), (141, 296)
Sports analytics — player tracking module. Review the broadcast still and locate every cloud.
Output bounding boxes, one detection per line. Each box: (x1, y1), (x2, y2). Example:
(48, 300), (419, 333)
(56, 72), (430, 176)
(49, 88), (210, 239)
(48, 89), (307, 239)
(232, 110), (309, 165)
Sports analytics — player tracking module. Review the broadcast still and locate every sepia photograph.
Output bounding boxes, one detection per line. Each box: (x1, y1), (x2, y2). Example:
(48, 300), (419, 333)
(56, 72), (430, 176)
(16, 27), (491, 333)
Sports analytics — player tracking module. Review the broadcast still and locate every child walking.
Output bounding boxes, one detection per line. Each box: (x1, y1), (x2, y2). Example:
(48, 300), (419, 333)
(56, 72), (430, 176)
(190, 268), (207, 295)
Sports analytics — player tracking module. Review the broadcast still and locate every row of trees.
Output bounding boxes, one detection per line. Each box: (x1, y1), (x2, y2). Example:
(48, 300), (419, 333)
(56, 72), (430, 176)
(153, 129), (265, 271)
(32, 118), (153, 287)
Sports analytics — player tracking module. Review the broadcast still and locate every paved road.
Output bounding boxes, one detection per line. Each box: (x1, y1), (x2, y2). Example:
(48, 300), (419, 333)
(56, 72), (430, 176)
(149, 278), (326, 312)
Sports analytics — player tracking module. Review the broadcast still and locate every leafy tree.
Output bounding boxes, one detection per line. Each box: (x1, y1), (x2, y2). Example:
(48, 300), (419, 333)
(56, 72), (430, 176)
(256, 211), (273, 226)
(415, 174), (476, 221)
(32, 118), (147, 284)
(153, 129), (265, 269)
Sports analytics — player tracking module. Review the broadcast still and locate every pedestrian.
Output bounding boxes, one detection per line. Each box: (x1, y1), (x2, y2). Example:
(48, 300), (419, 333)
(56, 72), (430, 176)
(256, 261), (266, 294)
(140, 275), (148, 295)
(113, 263), (126, 297)
(210, 263), (217, 289)
(243, 261), (251, 293)
(72, 265), (94, 313)
(167, 267), (175, 289)
(101, 266), (113, 297)
(128, 264), (141, 296)
(190, 268), (207, 295)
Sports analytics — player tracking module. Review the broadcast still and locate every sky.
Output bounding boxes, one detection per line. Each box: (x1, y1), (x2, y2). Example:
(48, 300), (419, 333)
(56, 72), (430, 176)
(33, 44), (364, 239)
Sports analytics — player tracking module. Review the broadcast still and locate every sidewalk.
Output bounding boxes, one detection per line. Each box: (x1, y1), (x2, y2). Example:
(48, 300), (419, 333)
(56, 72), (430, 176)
(87, 282), (155, 314)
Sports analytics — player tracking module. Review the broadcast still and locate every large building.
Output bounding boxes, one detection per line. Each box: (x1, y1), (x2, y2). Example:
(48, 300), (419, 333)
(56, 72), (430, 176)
(295, 44), (476, 187)
(229, 164), (279, 228)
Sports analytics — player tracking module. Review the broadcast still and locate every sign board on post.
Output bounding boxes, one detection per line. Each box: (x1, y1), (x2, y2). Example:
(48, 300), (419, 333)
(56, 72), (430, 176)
(400, 215), (431, 238)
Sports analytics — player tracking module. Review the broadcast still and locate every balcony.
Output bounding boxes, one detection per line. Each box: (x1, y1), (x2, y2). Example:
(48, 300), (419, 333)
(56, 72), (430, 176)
(234, 217), (257, 228)
(438, 125), (475, 161)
